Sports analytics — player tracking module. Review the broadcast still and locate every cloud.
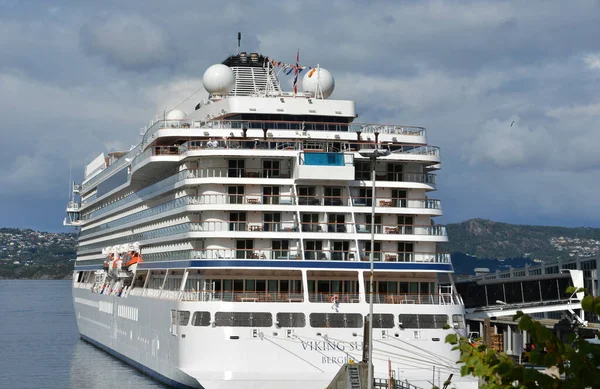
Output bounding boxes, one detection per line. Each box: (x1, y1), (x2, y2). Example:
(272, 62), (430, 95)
(463, 117), (551, 168)
(583, 53), (600, 70)
(80, 14), (172, 71)
(2, 0), (600, 231)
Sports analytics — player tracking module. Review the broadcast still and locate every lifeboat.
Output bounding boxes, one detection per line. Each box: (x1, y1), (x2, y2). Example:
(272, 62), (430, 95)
(125, 251), (143, 268)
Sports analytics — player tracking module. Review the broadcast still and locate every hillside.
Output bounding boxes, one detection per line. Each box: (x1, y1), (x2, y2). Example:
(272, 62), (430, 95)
(443, 218), (600, 261)
(0, 228), (76, 279)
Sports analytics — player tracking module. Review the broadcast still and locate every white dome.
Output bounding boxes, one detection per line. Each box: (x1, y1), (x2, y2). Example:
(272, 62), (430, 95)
(203, 64), (235, 95)
(166, 109), (186, 120)
(302, 68), (335, 99)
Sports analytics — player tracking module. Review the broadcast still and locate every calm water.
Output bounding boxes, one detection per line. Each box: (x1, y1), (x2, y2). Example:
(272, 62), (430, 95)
(0, 280), (166, 389)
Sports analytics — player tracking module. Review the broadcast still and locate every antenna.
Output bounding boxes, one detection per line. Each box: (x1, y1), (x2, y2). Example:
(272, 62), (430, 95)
(237, 32), (241, 54)
(68, 162), (72, 200)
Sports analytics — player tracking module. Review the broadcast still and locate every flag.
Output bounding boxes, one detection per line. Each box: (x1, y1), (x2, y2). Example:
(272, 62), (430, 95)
(308, 68), (317, 78)
(293, 49), (299, 94)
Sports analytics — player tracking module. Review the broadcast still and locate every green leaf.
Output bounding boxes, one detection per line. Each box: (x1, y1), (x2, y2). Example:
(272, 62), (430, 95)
(495, 361), (512, 375)
(445, 333), (458, 344)
(582, 295), (594, 312)
(518, 315), (534, 331)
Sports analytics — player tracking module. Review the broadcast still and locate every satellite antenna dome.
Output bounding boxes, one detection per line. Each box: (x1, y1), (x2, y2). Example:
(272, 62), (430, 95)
(302, 68), (335, 99)
(166, 109), (186, 120)
(203, 64), (235, 95)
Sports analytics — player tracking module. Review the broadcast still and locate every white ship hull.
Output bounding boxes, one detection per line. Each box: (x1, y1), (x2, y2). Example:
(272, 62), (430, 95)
(73, 285), (477, 389)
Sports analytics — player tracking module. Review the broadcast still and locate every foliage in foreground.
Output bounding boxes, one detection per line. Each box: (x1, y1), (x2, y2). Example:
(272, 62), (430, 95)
(445, 287), (600, 388)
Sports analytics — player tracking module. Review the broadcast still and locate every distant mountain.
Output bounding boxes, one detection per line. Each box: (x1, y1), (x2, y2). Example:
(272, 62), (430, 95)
(443, 218), (600, 262)
(0, 228), (76, 279)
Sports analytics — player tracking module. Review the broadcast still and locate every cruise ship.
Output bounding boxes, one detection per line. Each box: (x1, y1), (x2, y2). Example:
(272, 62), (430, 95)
(66, 49), (476, 389)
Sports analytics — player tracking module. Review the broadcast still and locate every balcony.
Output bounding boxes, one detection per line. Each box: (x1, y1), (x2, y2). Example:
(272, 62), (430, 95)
(189, 167), (291, 179)
(355, 224), (447, 236)
(356, 172), (437, 187)
(148, 118), (425, 136)
(352, 197), (441, 209)
(176, 290), (460, 305)
(180, 290), (304, 303)
(367, 293), (463, 305)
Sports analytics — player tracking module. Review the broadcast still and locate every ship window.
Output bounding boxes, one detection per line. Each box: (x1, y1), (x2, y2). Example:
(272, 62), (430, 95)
(272, 240), (289, 259)
(228, 186), (245, 204)
(191, 311), (211, 326)
(355, 162), (371, 180)
(309, 313), (363, 328)
(276, 312), (306, 328)
(367, 314), (395, 329)
(228, 159), (245, 178)
(355, 187), (372, 206)
(229, 212), (247, 231)
(262, 160), (281, 178)
(398, 314), (418, 328)
(452, 314), (465, 329)
(215, 312), (273, 327)
(297, 186), (317, 205)
(177, 311), (190, 326)
(399, 314), (449, 329)
(386, 163), (403, 181)
(263, 186), (280, 205)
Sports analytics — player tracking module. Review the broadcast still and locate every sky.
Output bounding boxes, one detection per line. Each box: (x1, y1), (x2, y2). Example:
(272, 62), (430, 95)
(2, 0), (600, 232)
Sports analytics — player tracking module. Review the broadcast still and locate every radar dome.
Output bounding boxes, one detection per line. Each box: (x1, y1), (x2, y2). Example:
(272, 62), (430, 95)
(166, 109), (186, 120)
(302, 68), (335, 99)
(203, 64), (235, 95)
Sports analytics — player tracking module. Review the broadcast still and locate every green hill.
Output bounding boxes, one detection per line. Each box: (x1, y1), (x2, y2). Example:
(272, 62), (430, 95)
(443, 218), (600, 261)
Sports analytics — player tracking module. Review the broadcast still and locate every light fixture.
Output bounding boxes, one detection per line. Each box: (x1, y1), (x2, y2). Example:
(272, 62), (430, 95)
(358, 147), (391, 389)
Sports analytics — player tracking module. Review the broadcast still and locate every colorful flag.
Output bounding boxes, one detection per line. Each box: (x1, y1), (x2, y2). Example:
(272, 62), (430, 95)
(293, 49), (299, 94)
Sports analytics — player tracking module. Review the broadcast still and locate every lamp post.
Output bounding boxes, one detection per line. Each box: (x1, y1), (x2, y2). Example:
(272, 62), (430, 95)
(358, 147), (390, 389)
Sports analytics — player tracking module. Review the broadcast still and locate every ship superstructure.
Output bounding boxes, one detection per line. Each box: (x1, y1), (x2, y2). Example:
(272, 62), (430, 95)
(68, 50), (476, 389)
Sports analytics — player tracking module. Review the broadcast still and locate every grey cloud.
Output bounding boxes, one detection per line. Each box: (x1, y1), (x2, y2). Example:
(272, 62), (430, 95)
(3, 0), (600, 231)
(80, 14), (172, 71)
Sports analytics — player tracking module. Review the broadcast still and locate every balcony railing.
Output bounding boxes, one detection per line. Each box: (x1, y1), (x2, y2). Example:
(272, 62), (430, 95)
(140, 248), (449, 263)
(360, 172), (436, 186)
(179, 139), (303, 152)
(180, 290), (304, 303)
(355, 224), (447, 236)
(188, 167), (292, 179)
(144, 118), (425, 136)
(367, 293), (463, 305)
(191, 221), (446, 236)
(308, 292), (361, 303)
(352, 197), (441, 209)
(176, 290), (460, 305)
(80, 191), (447, 239)
(391, 145), (440, 156)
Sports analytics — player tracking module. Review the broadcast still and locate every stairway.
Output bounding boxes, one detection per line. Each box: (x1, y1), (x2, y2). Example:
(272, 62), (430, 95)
(347, 364), (362, 389)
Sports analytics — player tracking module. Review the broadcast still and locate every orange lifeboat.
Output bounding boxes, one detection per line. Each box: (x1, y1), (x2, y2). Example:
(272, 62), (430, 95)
(125, 251), (143, 268)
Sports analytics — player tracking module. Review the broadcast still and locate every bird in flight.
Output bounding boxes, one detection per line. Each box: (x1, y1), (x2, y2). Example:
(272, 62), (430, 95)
(510, 121), (515, 127)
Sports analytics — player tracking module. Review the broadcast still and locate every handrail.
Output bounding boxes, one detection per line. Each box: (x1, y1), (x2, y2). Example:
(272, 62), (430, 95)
(79, 192), (445, 238)
(141, 119), (426, 141)
(180, 289), (304, 303)
(140, 248), (450, 263)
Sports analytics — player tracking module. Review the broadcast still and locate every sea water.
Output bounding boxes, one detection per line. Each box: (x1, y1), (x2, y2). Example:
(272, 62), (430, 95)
(0, 280), (165, 389)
